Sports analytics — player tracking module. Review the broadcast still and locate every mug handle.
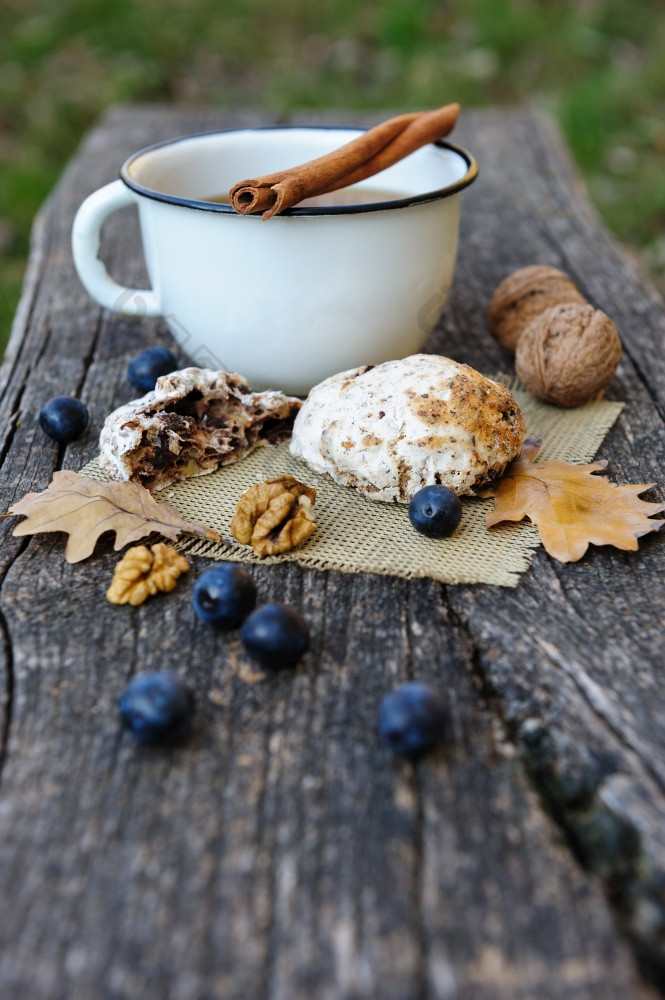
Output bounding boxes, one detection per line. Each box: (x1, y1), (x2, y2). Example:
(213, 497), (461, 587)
(71, 179), (161, 317)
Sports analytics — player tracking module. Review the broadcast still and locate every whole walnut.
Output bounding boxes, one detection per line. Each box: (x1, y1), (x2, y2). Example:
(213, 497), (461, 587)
(515, 302), (621, 407)
(489, 265), (585, 351)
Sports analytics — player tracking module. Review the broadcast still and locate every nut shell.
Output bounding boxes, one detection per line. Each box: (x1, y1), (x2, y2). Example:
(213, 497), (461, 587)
(515, 302), (621, 407)
(489, 265), (585, 351)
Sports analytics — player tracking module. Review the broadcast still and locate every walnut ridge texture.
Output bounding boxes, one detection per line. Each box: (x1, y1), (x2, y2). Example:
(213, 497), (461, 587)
(515, 302), (622, 407)
(106, 543), (190, 606)
(290, 354), (526, 502)
(99, 368), (302, 490)
(231, 476), (316, 556)
(489, 265), (585, 351)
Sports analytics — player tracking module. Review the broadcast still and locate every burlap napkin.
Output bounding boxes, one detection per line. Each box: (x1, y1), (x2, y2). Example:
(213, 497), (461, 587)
(81, 376), (623, 587)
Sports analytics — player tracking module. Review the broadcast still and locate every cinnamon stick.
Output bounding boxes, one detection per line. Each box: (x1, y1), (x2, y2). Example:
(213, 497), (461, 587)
(229, 103), (460, 220)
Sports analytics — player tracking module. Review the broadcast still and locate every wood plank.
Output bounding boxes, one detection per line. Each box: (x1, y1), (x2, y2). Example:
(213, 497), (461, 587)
(444, 110), (665, 990)
(0, 105), (662, 999)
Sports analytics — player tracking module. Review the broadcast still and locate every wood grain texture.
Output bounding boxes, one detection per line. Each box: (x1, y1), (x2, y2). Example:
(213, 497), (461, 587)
(0, 105), (663, 999)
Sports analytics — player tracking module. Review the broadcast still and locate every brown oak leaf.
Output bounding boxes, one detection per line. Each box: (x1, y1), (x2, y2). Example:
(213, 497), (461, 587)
(1, 470), (222, 563)
(479, 439), (665, 563)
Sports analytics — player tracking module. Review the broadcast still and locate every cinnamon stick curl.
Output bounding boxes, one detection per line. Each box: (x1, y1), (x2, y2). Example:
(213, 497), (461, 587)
(229, 103), (460, 220)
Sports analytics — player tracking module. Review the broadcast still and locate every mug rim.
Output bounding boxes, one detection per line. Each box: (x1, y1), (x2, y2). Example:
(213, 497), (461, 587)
(119, 124), (479, 217)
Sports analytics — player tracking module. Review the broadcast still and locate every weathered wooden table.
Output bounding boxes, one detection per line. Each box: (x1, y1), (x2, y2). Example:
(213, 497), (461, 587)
(0, 106), (664, 1000)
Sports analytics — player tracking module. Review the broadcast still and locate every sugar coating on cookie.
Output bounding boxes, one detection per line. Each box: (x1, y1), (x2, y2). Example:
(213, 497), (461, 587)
(290, 354), (526, 502)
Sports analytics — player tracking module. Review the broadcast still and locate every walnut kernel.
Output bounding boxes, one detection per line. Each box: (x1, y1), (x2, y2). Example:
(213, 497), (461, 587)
(106, 543), (190, 605)
(489, 265), (585, 351)
(231, 475), (316, 556)
(515, 302), (621, 407)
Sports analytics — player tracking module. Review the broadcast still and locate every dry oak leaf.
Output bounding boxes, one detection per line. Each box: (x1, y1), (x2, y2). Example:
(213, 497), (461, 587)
(107, 543), (190, 606)
(231, 475), (316, 556)
(1, 470), (222, 563)
(479, 439), (665, 563)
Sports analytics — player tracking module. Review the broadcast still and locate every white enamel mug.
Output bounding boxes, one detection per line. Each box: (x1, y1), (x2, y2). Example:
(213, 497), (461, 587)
(71, 126), (477, 395)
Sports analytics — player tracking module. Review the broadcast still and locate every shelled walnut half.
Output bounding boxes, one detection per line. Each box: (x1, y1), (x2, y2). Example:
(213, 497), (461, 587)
(107, 543), (190, 605)
(231, 476), (316, 556)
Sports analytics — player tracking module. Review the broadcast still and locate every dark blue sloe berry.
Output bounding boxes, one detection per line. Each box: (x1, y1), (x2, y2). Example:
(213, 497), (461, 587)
(118, 671), (195, 745)
(127, 346), (178, 393)
(192, 565), (257, 629)
(378, 682), (449, 757)
(408, 485), (462, 538)
(38, 396), (89, 443)
(241, 603), (309, 669)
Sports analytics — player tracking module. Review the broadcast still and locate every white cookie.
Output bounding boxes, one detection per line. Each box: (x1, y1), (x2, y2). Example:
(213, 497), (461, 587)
(290, 355), (525, 502)
(100, 367), (301, 490)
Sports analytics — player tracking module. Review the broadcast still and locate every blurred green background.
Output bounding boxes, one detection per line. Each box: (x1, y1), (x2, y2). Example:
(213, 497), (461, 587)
(1, 0), (664, 354)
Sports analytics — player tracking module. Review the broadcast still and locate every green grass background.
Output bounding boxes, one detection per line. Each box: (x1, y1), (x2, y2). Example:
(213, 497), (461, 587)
(2, 0), (664, 353)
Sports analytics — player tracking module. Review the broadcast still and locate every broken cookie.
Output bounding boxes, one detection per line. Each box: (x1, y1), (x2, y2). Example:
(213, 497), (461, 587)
(290, 354), (526, 502)
(99, 368), (302, 490)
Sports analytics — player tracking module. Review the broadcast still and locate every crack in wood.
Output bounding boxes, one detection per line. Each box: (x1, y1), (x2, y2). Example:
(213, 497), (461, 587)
(0, 605), (15, 784)
(442, 588), (665, 992)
